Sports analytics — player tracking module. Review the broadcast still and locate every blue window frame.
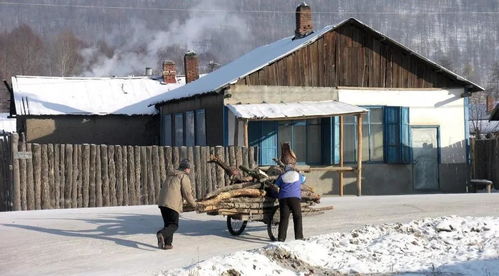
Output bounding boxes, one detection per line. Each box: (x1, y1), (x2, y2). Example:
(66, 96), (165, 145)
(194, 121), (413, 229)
(384, 106), (411, 164)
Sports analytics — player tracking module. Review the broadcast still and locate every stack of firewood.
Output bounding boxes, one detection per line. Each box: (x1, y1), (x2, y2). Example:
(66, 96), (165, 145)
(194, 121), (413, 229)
(193, 155), (331, 221)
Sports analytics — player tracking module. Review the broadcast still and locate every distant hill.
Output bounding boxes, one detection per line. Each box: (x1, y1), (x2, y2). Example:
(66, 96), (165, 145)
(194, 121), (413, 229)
(0, 0), (498, 86)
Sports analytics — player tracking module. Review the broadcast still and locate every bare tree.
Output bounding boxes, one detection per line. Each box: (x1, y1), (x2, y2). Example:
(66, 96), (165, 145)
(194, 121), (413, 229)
(49, 30), (85, 76)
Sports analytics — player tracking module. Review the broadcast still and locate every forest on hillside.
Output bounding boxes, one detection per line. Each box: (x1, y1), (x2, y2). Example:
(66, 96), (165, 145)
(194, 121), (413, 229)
(0, 0), (498, 95)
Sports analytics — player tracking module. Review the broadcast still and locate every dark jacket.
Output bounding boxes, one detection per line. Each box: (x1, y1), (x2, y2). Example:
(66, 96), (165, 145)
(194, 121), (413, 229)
(158, 170), (197, 213)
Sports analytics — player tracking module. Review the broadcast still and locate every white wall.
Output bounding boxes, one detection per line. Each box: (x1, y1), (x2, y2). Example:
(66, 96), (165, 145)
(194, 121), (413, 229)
(338, 88), (467, 164)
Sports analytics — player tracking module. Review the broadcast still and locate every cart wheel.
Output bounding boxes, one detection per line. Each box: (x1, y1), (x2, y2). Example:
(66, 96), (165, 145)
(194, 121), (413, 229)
(267, 208), (279, 241)
(227, 216), (248, 236)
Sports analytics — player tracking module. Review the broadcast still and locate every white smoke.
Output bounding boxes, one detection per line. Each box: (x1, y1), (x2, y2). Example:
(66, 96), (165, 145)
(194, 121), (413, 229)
(80, 0), (250, 77)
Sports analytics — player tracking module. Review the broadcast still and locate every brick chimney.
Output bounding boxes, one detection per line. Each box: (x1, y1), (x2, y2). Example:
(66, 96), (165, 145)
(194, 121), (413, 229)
(486, 95), (496, 113)
(184, 50), (199, 83)
(162, 60), (176, 84)
(294, 2), (313, 39)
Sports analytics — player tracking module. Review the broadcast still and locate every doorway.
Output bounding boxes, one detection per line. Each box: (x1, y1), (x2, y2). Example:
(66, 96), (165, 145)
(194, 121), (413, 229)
(411, 126), (440, 191)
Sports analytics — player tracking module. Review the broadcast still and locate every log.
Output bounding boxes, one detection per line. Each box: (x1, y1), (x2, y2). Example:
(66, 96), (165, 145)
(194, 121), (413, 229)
(11, 133), (20, 211)
(75, 145), (82, 208)
(200, 146), (209, 197)
(116, 145), (123, 206)
(141, 146), (148, 205)
(53, 144), (60, 209)
(101, 145), (109, 206)
(59, 144), (65, 208)
(146, 146), (154, 204)
(197, 188), (266, 209)
(187, 146), (195, 199)
(127, 145), (136, 205)
(65, 144), (73, 208)
(209, 147), (217, 192)
(33, 143), (42, 209)
(134, 146), (141, 205)
(215, 146), (225, 189)
(95, 145), (102, 207)
(27, 143), (34, 210)
(89, 144), (97, 207)
(48, 144), (55, 209)
(122, 146), (128, 206)
(19, 135), (27, 210)
(193, 146), (202, 199)
(248, 147), (256, 169)
(152, 146), (160, 204)
(204, 182), (261, 199)
(108, 145), (117, 206)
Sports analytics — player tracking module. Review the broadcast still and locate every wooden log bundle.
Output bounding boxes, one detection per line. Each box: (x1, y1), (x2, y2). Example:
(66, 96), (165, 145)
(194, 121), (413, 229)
(194, 157), (329, 220)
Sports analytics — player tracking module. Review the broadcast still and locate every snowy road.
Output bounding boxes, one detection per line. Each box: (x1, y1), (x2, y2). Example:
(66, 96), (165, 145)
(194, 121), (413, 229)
(0, 193), (498, 276)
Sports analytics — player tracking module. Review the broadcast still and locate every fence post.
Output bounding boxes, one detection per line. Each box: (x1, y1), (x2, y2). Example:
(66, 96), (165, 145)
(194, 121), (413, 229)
(11, 133), (20, 211)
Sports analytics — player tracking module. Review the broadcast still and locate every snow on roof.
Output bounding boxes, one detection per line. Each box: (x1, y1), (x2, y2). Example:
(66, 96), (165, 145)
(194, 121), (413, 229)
(0, 113), (16, 133)
(154, 18), (483, 106)
(12, 75), (185, 116)
(227, 100), (367, 120)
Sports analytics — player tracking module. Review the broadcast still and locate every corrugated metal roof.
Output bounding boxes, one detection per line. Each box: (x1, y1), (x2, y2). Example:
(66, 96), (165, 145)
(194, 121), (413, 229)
(154, 18), (483, 106)
(227, 101), (367, 120)
(12, 75), (185, 116)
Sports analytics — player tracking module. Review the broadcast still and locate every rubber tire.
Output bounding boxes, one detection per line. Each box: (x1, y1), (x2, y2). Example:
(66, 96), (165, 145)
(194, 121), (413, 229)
(227, 216), (248, 236)
(267, 208), (279, 241)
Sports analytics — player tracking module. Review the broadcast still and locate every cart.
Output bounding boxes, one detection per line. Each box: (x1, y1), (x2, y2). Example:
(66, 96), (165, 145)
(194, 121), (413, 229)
(208, 197), (333, 241)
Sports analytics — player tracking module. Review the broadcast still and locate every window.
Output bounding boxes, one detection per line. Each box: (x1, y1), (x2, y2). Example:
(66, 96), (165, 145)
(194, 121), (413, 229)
(249, 119), (323, 165)
(174, 113), (184, 146)
(160, 114), (172, 146)
(195, 109), (206, 146)
(344, 106), (410, 164)
(161, 109), (207, 146)
(185, 111), (195, 146)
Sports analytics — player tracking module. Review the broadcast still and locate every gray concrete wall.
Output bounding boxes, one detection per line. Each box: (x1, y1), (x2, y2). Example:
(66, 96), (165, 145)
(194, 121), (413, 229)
(225, 85), (338, 105)
(22, 115), (158, 145)
(303, 163), (470, 195)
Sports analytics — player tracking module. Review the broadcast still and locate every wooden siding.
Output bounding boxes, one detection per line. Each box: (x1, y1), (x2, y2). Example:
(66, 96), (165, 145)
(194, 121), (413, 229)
(237, 22), (461, 89)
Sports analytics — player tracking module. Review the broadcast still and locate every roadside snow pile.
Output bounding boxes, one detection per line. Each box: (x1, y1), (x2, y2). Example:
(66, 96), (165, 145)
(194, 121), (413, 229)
(160, 216), (499, 276)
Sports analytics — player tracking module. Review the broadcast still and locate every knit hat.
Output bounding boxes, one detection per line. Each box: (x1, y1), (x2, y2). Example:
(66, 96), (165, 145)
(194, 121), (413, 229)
(179, 159), (191, 170)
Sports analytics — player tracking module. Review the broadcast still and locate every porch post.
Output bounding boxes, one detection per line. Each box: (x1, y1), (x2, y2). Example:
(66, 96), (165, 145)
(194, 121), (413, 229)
(243, 119), (249, 147)
(356, 114), (363, 196)
(339, 115), (344, 196)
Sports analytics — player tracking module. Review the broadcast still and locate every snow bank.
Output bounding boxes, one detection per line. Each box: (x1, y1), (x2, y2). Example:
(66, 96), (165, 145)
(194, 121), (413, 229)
(160, 216), (499, 276)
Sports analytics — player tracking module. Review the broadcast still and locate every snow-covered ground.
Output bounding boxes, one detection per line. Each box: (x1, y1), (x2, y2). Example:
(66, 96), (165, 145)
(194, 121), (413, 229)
(162, 216), (499, 276)
(1, 194), (498, 276)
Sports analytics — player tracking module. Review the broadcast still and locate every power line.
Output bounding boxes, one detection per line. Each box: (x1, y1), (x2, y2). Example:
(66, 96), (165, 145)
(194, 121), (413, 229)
(0, 1), (499, 14)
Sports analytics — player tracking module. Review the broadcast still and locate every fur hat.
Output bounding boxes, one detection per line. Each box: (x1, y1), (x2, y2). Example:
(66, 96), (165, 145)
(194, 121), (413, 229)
(179, 159), (191, 170)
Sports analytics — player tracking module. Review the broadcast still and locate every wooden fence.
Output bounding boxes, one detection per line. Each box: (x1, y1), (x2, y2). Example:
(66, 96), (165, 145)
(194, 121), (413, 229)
(472, 137), (499, 189)
(0, 133), (256, 211)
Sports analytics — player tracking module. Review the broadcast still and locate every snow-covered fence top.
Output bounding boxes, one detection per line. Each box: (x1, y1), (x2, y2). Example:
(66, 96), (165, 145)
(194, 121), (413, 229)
(0, 133), (256, 211)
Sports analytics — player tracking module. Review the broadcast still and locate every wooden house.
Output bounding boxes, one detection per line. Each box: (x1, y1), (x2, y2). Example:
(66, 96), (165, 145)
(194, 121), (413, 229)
(153, 4), (483, 195)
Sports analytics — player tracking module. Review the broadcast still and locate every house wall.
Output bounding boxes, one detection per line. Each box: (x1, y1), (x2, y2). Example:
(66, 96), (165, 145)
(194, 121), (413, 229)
(20, 115), (159, 145)
(159, 93), (224, 146)
(303, 163), (469, 195)
(338, 88), (467, 164)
